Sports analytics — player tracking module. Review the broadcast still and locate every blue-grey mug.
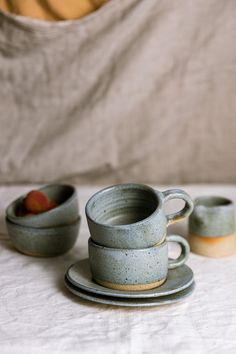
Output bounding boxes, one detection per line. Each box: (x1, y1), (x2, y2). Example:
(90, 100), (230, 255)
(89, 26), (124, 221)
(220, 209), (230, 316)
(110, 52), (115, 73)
(86, 183), (193, 249)
(189, 196), (236, 257)
(89, 235), (190, 291)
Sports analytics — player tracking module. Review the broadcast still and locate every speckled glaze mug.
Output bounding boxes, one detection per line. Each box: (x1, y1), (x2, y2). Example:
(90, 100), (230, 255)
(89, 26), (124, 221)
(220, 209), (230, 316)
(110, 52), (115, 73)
(86, 183), (193, 249)
(189, 196), (236, 257)
(89, 235), (190, 291)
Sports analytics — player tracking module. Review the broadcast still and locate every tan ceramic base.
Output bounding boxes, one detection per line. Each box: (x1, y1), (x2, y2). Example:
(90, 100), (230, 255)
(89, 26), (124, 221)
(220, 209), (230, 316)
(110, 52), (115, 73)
(189, 232), (236, 258)
(16, 247), (57, 257)
(94, 277), (166, 291)
(155, 234), (166, 246)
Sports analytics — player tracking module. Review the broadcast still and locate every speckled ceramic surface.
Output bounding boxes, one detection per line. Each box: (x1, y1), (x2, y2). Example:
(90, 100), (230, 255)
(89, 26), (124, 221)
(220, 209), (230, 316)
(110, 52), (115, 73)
(6, 184), (79, 228)
(189, 196), (235, 237)
(66, 258), (194, 298)
(88, 235), (190, 291)
(86, 183), (193, 249)
(188, 196), (236, 257)
(64, 277), (195, 307)
(6, 216), (80, 257)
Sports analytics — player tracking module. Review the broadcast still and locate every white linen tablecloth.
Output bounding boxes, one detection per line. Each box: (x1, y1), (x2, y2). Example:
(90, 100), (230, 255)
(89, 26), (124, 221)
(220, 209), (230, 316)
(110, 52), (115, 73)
(0, 184), (236, 354)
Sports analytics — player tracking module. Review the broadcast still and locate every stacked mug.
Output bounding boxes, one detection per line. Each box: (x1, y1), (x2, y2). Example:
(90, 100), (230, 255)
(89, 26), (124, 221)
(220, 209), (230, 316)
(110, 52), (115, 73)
(86, 183), (194, 291)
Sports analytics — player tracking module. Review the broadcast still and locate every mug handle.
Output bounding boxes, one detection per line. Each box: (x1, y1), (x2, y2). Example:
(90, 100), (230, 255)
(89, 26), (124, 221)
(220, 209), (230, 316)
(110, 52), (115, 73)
(162, 189), (194, 226)
(167, 235), (190, 269)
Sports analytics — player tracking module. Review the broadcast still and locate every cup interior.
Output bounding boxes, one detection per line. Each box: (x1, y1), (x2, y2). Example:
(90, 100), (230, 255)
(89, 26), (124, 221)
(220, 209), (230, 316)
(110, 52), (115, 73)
(87, 185), (159, 226)
(41, 184), (75, 206)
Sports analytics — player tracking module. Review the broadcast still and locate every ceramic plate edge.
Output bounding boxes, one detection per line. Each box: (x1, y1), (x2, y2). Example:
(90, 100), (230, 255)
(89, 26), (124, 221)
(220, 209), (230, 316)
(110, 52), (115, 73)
(65, 260), (194, 298)
(64, 278), (196, 307)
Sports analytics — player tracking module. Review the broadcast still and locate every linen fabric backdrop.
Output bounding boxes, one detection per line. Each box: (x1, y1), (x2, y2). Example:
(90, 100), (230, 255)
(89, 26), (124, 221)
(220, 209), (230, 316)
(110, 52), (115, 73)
(0, 0), (236, 185)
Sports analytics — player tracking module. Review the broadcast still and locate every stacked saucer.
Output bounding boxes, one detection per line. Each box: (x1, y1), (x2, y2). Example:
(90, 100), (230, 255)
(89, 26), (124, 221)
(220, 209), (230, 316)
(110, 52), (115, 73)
(65, 259), (195, 307)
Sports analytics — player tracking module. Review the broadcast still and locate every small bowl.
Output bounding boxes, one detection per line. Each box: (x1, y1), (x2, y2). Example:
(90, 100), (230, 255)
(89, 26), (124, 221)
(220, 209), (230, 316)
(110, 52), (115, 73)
(6, 216), (80, 257)
(6, 184), (79, 228)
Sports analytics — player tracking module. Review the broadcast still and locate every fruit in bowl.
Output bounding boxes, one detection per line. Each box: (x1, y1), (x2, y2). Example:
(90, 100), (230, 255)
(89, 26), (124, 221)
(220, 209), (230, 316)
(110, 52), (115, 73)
(5, 184), (80, 256)
(6, 184), (79, 228)
(16, 190), (58, 216)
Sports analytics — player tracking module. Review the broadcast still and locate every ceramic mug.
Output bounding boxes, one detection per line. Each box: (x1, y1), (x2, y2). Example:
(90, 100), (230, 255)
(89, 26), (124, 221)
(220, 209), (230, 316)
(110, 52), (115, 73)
(189, 196), (236, 257)
(86, 183), (193, 248)
(88, 235), (190, 291)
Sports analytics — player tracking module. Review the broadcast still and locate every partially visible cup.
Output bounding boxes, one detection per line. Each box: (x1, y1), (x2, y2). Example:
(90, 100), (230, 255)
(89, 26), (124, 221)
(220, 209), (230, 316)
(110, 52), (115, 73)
(86, 183), (193, 249)
(189, 196), (236, 257)
(88, 235), (190, 291)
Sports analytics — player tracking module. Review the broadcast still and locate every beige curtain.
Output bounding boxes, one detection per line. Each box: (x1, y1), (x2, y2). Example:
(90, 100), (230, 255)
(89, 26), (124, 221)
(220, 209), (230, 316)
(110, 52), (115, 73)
(0, 0), (236, 185)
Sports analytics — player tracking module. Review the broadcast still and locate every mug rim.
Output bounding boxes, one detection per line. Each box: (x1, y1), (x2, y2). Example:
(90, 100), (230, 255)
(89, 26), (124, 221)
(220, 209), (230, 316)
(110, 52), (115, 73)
(85, 183), (163, 229)
(88, 237), (166, 252)
(194, 195), (234, 210)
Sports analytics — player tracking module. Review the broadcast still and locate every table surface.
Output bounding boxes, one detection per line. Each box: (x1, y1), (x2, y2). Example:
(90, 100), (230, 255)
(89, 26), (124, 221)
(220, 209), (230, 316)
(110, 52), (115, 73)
(0, 184), (236, 354)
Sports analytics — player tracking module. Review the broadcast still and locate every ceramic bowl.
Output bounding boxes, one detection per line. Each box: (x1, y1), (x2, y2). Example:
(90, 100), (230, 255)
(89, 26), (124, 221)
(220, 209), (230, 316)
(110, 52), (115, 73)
(6, 184), (79, 228)
(6, 216), (80, 257)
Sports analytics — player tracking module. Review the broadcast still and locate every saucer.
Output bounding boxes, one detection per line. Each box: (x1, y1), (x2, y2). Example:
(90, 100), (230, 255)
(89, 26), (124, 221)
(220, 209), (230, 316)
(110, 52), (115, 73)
(65, 259), (194, 298)
(65, 277), (195, 307)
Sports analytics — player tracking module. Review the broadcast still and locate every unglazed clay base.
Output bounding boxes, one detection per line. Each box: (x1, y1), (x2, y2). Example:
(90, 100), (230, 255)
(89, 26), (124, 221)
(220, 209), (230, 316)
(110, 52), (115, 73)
(94, 277), (166, 291)
(189, 233), (236, 258)
(17, 249), (63, 257)
(17, 249), (48, 257)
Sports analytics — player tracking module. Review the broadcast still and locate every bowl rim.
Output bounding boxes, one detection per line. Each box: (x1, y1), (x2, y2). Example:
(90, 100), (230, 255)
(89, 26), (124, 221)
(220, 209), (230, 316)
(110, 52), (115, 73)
(6, 184), (77, 221)
(5, 215), (81, 230)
